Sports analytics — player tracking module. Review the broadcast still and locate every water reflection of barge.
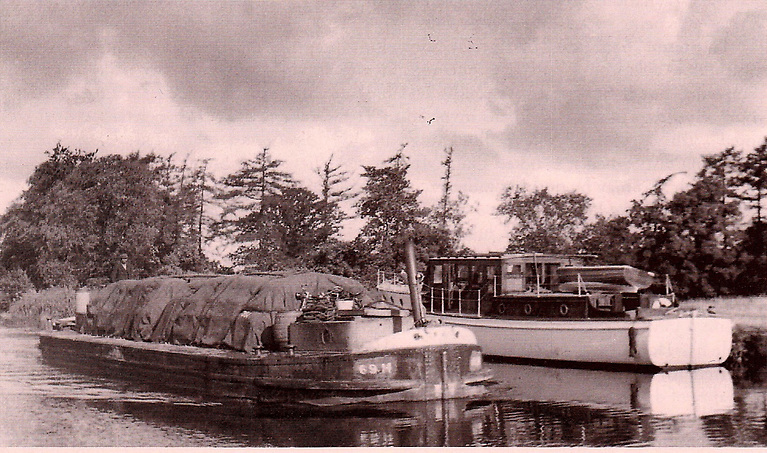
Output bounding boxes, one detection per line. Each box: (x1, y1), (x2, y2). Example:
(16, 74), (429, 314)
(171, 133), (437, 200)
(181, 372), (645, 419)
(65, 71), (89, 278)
(378, 253), (732, 369)
(40, 269), (491, 407)
(79, 395), (495, 447)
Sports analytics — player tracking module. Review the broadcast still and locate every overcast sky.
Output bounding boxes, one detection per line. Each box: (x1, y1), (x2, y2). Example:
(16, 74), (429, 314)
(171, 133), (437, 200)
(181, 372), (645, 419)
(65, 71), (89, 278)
(2, 0), (766, 253)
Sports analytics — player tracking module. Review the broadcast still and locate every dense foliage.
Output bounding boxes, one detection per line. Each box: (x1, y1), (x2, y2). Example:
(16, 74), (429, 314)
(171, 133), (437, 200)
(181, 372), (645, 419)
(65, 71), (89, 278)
(0, 268), (33, 311)
(1, 137), (766, 303)
(583, 138), (767, 297)
(496, 186), (592, 254)
(0, 144), (213, 288)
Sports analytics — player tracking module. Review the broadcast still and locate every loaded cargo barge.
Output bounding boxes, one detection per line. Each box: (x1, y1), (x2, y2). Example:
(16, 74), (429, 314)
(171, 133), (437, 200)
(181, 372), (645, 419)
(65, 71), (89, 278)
(40, 268), (491, 407)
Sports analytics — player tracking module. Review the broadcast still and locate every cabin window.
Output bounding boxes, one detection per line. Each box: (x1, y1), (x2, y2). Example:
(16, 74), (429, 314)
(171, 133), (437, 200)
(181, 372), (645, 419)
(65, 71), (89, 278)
(545, 263), (560, 288)
(472, 265), (484, 285)
(525, 263), (544, 288)
(433, 265), (443, 284)
(503, 263), (525, 292)
(457, 264), (469, 280)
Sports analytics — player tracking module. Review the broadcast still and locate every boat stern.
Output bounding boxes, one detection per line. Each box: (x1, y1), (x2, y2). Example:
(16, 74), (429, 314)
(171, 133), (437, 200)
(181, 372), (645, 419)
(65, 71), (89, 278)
(647, 313), (732, 368)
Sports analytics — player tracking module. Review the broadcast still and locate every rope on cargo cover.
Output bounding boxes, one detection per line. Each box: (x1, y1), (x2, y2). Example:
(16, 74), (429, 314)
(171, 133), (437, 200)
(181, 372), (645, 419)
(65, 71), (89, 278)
(299, 300), (339, 321)
(296, 287), (354, 322)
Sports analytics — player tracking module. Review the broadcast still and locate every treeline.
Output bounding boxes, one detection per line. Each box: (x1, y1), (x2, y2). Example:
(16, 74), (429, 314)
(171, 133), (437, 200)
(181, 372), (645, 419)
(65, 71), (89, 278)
(0, 138), (766, 304)
(0, 143), (467, 296)
(582, 138), (767, 298)
(496, 138), (767, 298)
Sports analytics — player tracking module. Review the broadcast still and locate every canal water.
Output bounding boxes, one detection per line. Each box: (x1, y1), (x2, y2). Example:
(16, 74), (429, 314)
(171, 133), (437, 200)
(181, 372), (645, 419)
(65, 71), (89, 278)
(2, 326), (767, 447)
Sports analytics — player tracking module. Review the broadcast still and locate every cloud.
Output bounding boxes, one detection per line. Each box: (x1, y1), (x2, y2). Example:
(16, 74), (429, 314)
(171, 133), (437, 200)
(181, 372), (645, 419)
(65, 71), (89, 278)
(490, 1), (767, 162)
(2, 0), (767, 254)
(1, 1), (569, 124)
(710, 10), (767, 82)
(2, 1), (370, 119)
(0, 1), (103, 98)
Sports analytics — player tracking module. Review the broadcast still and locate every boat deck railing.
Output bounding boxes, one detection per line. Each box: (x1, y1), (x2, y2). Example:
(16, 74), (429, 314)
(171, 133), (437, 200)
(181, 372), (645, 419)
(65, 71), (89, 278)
(426, 285), (485, 317)
(377, 270), (407, 287)
(377, 270), (485, 316)
(422, 276), (568, 317)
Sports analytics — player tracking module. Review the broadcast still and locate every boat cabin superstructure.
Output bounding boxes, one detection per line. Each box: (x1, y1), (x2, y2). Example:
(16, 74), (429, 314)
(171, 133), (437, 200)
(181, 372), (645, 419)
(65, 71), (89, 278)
(423, 253), (672, 319)
(428, 253), (584, 295)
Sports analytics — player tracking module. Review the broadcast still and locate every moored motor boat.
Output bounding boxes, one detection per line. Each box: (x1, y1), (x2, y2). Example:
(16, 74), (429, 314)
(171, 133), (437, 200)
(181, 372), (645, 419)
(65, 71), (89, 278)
(40, 266), (491, 406)
(377, 252), (732, 369)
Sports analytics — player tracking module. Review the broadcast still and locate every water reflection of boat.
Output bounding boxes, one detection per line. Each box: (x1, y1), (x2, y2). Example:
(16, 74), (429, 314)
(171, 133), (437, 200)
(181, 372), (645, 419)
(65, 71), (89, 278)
(489, 398), (650, 446)
(79, 394), (497, 447)
(489, 363), (734, 417)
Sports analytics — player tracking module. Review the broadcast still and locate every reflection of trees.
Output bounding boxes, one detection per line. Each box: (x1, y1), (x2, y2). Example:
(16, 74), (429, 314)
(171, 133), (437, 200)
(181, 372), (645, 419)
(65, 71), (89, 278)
(700, 391), (767, 447)
(490, 400), (653, 447)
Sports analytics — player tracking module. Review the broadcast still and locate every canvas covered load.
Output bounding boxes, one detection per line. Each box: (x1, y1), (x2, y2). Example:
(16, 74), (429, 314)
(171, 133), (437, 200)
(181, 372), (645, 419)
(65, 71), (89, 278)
(86, 272), (375, 351)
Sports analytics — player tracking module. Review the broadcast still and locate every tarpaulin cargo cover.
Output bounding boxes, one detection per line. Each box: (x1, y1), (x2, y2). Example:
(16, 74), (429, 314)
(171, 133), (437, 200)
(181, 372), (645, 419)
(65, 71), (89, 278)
(88, 272), (374, 350)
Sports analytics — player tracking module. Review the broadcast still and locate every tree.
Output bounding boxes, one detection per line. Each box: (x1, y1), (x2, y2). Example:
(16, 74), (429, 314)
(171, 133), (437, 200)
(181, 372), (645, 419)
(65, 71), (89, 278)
(495, 186), (591, 254)
(356, 145), (428, 271)
(436, 147), (454, 229)
(216, 147), (294, 219)
(667, 178), (741, 297)
(266, 187), (334, 259)
(214, 147), (295, 265)
(429, 146), (473, 252)
(23, 143), (97, 201)
(0, 146), (205, 286)
(628, 163), (742, 297)
(737, 222), (767, 294)
(735, 137), (767, 223)
(578, 214), (635, 265)
(732, 137), (767, 291)
(183, 158), (217, 266)
(229, 186), (333, 269)
(151, 154), (211, 272)
(315, 153), (355, 239)
(0, 268), (33, 311)
(699, 147), (742, 206)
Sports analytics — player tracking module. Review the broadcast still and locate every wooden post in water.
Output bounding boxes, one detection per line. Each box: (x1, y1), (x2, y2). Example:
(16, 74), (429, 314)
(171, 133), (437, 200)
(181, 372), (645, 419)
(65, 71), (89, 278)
(405, 238), (426, 326)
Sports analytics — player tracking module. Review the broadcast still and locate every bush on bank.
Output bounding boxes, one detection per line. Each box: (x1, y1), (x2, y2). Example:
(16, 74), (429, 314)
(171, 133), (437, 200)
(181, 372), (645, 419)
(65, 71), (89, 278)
(2, 287), (75, 329)
(0, 268), (34, 312)
(727, 325), (767, 383)
(681, 296), (767, 329)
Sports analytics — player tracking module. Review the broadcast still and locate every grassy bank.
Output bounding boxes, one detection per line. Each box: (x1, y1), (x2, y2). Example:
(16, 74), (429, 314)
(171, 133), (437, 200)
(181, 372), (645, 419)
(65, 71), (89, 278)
(681, 296), (767, 329)
(0, 287), (75, 329)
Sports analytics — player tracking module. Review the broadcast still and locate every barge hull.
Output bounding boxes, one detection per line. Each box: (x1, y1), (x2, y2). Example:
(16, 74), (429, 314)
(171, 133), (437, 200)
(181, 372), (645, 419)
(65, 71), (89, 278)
(39, 330), (489, 406)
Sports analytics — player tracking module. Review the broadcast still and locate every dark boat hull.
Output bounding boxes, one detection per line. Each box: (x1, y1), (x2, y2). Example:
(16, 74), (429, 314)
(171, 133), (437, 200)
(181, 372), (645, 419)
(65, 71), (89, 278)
(38, 329), (490, 406)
